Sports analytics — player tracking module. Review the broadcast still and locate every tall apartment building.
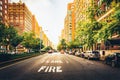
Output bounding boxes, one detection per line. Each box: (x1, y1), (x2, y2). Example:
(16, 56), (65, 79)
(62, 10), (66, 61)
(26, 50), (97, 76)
(8, 0), (32, 34)
(32, 15), (40, 38)
(0, 0), (10, 24)
(41, 31), (52, 47)
(60, 29), (65, 40)
(62, 3), (75, 43)
(74, 0), (91, 27)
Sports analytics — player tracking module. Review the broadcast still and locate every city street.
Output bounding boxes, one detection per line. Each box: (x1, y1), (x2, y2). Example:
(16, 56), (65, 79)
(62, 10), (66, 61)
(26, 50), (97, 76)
(0, 52), (120, 80)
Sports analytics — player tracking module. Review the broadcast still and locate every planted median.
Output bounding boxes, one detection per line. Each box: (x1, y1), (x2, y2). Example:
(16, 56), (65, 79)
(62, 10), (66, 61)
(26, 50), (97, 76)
(0, 52), (44, 62)
(0, 52), (45, 67)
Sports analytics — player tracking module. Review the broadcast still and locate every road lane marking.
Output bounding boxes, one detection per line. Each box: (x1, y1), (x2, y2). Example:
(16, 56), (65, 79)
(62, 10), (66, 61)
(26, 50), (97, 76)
(38, 66), (62, 73)
(41, 60), (63, 63)
(48, 66), (56, 72)
(38, 66), (46, 72)
(56, 66), (62, 72)
(54, 60), (63, 63)
(45, 66), (49, 72)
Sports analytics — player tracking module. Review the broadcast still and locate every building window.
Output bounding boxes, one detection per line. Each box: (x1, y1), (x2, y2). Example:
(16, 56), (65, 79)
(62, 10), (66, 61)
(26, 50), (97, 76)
(5, 5), (7, 9)
(5, 15), (7, 19)
(10, 20), (13, 22)
(10, 16), (13, 19)
(0, 6), (2, 10)
(20, 17), (23, 19)
(0, 12), (2, 16)
(16, 17), (19, 19)
(0, 1), (2, 5)
(5, 10), (7, 14)
(5, 0), (7, 3)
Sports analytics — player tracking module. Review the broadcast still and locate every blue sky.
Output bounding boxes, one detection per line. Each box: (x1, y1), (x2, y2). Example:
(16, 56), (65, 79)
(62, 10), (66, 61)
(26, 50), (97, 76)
(11, 0), (73, 45)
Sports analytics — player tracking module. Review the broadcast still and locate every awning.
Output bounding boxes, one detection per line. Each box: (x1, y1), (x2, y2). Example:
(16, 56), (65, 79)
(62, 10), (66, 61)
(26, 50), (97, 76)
(105, 38), (120, 46)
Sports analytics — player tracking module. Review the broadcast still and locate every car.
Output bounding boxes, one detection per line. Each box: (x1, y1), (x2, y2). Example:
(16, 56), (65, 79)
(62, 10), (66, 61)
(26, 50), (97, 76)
(60, 50), (64, 54)
(75, 51), (81, 56)
(48, 50), (53, 53)
(69, 51), (73, 55)
(79, 52), (85, 58)
(84, 51), (100, 60)
(104, 52), (120, 67)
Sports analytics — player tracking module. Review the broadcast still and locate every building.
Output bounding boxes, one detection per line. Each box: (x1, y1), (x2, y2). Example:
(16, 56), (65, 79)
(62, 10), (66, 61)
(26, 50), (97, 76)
(8, 0), (33, 34)
(32, 15), (40, 38)
(74, 0), (91, 28)
(93, 0), (120, 51)
(61, 3), (75, 43)
(60, 29), (65, 40)
(0, 0), (10, 25)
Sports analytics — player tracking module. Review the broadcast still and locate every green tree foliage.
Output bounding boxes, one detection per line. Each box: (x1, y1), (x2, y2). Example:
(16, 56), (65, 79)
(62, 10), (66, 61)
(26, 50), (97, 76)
(113, 9), (120, 22)
(32, 38), (44, 51)
(22, 32), (34, 52)
(11, 35), (23, 52)
(3, 26), (18, 51)
(76, 5), (103, 50)
(44, 46), (52, 51)
(67, 40), (80, 49)
(0, 23), (24, 52)
(57, 39), (67, 51)
(22, 32), (44, 52)
(102, 0), (113, 7)
(0, 23), (6, 44)
(97, 8), (120, 42)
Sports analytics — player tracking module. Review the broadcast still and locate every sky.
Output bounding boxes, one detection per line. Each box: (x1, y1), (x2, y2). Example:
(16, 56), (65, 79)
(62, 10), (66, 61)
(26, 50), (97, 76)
(11, 0), (73, 45)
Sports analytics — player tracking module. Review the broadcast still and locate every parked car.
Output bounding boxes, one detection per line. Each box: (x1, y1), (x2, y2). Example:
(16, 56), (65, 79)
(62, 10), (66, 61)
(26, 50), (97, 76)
(104, 52), (120, 67)
(75, 51), (81, 56)
(69, 51), (73, 55)
(84, 51), (100, 60)
(79, 52), (85, 58)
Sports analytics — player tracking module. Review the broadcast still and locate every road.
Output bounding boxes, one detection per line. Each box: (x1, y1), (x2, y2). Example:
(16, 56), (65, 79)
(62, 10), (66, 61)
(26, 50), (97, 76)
(0, 52), (120, 80)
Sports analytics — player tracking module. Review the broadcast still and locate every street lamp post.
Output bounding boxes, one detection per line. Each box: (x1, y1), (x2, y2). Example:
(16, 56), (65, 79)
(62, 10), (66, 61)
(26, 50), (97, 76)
(40, 31), (42, 53)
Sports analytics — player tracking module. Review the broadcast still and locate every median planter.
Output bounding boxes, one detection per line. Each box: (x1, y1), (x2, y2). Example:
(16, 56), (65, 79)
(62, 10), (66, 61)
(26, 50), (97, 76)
(0, 52), (44, 67)
(0, 54), (12, 62)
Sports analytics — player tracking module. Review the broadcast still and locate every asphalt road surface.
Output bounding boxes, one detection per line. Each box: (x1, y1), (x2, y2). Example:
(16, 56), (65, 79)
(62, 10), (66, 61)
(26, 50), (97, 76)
(0, 52), (120, 80)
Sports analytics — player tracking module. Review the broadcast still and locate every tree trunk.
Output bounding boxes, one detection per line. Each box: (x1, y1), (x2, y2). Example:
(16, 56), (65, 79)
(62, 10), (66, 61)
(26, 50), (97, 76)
(15, 47), (17, 54)
(6, 45), (8, 53)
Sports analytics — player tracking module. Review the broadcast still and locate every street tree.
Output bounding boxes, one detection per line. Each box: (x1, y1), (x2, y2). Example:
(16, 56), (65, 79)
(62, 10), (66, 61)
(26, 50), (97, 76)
(57, 39), (67, 51)
(44, 46), (52, 51)
(32, 38), (44, 52)
(3, 26), (18, 51)
(22, 32), (44, 53)
(11, 34), (23, 53)
(97, 6), (120, 42)
(67, 40), (80, 49)
(0, 23), (6, 45)
(22, 32), (35, 53)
